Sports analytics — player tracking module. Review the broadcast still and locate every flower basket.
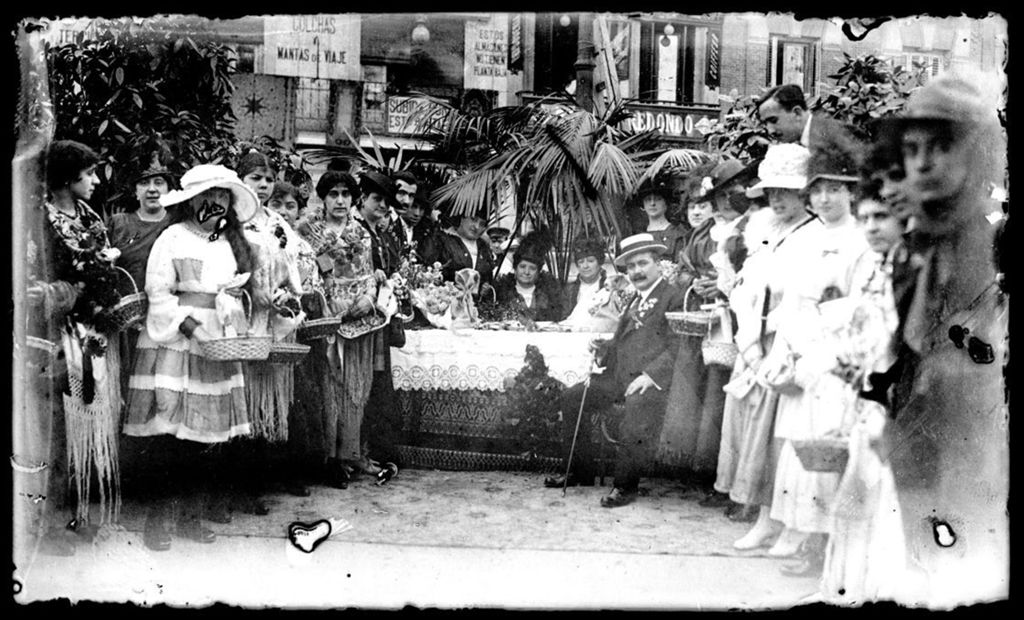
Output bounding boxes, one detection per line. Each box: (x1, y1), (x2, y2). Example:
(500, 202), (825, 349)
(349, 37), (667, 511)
(702, 339), (739, 367)
(336, 311), (388, 339)
(792, 437), (850, 473)
(197, 290), (272, 362)
(666, 285), (719, 337)
(268, 341), (311, 364)
(95, 266), (148, 333)
(701, 308), (738, 367)
(268, 306), (311, 364)
(297, 290), (344, 342)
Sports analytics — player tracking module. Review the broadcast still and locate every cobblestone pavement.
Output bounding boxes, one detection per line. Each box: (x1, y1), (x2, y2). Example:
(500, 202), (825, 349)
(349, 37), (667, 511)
(15, 469), (822, 610)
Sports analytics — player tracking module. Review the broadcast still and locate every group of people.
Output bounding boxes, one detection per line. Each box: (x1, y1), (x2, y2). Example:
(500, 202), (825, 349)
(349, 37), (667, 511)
(18, 72), (1007, 607)
(22, 143), (440, 555)
(540, 75), (1008, 606)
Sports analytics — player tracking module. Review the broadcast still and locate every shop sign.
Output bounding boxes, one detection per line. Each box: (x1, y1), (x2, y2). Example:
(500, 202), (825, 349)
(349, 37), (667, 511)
(263, 14), (361, 81)
(386, 96), (448, 136)
(464, 14), (508, 91)
(617, 103), (719, 141)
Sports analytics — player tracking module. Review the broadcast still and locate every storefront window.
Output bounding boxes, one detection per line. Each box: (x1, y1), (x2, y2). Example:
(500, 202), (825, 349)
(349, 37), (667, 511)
(768, 36), (818, 95)
(638, 20), (721, 105)
(532, 13), (579, 94)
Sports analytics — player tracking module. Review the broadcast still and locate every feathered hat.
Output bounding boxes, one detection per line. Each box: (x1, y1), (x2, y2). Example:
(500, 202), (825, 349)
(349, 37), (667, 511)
(514, 228), (554, 268)
(129, 139), (177, 186)
(805, 117), (863, 187)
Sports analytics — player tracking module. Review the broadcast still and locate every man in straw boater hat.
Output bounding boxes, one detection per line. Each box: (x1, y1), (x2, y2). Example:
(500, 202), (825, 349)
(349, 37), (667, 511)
(870, 74), (1009, 606)
(543, 234), (686, 508)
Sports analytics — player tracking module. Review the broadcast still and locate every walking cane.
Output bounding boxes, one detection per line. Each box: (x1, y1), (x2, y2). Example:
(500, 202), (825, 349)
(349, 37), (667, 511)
(562, 347), (601, 497)
(562, 377), (590, 497)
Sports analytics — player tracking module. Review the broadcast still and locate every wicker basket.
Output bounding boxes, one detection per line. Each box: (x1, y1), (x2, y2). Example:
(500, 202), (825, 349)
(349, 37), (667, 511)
(197, 290), (272, 362)
(702, 338), (739, 367)
(296, 290), (344, 342)
(96, 266), (148, 333)
(666, 285), (720, 337)
(792, 437), (850, 473)
(268, 341), (311, 364)
(267, 305), (311, 364)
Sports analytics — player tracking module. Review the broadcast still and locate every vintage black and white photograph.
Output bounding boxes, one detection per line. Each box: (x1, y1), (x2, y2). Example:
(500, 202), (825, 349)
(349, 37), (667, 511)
(11, 9), (1009, 611)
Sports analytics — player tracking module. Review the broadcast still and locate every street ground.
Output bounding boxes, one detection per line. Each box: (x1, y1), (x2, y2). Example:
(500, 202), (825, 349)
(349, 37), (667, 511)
(15, 469), (824, 610)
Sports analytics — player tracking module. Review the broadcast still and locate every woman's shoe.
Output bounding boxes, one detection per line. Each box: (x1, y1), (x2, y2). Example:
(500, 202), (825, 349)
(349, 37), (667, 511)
(767, 528), (809, 558)
(733, 510), (782, 550)
(176, 518), (216, 544)
(324, 459), (351, 489)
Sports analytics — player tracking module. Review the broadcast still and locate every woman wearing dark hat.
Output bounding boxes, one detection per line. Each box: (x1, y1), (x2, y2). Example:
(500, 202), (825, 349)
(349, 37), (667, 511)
(657, 157), (758, 507)
(493, 230), (564, 323)
(421, 207), (497, 288)
(561, 236), (609, 327)
(107, 150), (177, 397)
(107, 150), (176, 290)
(354, 169), (402, 276)
(632, 179), (688, 260)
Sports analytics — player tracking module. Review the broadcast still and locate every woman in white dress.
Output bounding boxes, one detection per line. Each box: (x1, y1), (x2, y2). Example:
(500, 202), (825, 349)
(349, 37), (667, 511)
(123, 164), (260, 550)
(765, 121), (870, 575)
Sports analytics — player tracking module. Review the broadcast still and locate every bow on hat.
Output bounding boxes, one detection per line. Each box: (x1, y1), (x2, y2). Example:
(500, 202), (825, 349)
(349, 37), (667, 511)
(451, 268), (481, 327)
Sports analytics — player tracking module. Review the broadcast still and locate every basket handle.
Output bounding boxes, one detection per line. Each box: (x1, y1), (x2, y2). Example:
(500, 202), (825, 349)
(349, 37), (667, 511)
(683, 284), (697, 310)
(238, 288), (253, 337)
(113, 265), (140, 296)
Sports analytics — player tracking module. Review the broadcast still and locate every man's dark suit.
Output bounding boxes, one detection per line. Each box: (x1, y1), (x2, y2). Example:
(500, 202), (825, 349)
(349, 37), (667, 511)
(559, 278), (687, 491)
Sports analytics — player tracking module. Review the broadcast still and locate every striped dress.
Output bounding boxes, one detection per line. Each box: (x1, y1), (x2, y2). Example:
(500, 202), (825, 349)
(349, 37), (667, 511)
(123, 223), (250, 443)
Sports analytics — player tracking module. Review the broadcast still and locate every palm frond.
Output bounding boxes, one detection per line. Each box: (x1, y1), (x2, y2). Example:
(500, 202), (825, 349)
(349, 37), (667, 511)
(340, 128), (385, 171)
(588, 142), (640, 198)
(634, 148), (713, 190)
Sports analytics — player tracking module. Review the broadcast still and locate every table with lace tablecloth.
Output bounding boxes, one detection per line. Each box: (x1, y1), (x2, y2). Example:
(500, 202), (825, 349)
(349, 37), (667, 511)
(390, 328), (612, 470)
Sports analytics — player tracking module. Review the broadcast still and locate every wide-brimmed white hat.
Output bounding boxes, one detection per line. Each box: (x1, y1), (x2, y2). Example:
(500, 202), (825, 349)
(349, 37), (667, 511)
(614, 233), (668, 267)
(745, 143), (810, 198)
(159, 164), (260, 223)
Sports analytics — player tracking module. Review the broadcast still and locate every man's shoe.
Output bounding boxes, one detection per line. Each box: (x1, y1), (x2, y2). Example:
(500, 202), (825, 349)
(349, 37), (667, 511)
(543, 473), (595, 488)
(728, 504), (759, 523)
(599, 487), (637, 508)
(698, 490), (733, 508)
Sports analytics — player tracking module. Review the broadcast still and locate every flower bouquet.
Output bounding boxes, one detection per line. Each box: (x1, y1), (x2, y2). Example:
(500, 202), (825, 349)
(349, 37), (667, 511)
(397, 259), (456, 328)
(585, 273), (635, 332)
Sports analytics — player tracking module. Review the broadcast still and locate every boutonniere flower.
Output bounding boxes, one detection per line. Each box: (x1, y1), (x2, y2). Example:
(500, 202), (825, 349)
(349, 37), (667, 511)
(638, 297), (658, 318)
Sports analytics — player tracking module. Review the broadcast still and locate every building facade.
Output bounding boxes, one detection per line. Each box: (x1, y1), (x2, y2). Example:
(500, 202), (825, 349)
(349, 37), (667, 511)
(44, 13), (1007, 154)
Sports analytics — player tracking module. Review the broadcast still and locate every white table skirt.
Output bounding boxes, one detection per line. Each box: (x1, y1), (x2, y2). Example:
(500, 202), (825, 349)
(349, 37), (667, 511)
(390, 329), (612, 391)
